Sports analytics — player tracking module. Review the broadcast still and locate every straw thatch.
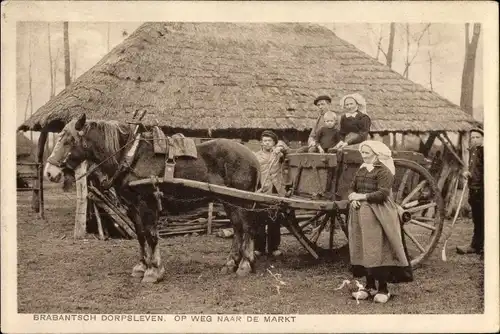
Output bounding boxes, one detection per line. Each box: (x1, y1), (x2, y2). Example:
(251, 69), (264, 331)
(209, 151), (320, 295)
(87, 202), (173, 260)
(19, 22), (477, 137)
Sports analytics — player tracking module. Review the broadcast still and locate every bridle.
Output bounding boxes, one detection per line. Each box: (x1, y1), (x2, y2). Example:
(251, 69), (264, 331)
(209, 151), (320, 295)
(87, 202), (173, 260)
(47, 130), (89, 171)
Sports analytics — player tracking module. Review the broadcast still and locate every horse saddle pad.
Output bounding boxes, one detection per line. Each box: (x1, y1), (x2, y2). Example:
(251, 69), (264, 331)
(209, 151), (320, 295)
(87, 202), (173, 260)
(152, 126), (197, 159)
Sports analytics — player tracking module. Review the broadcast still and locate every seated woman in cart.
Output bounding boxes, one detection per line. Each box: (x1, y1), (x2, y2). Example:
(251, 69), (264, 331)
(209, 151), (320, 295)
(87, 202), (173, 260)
(347, 140), (413, 303)
(307, 93), (371, 152)
(333, 93), (372, 149)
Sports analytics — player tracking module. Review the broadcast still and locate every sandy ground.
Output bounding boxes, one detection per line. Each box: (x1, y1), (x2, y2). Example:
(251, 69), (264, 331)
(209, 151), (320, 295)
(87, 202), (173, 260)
(16, 186), (483, 314)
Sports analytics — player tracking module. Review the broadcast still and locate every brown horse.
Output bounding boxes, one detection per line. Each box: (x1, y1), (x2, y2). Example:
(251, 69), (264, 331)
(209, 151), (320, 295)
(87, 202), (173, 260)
(44, 114), (261, 283)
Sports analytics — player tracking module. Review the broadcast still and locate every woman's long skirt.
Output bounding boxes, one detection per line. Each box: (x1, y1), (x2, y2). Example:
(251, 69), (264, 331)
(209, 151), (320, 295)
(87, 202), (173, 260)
(348, 199), (413, 283)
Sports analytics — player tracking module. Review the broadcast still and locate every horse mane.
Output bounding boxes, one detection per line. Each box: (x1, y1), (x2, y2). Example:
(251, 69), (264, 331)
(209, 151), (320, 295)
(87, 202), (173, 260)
(85, 120), (133, 164)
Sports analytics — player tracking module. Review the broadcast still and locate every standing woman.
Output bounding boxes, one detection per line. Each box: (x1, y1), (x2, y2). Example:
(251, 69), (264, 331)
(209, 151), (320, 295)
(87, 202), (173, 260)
(347, 140), (413, 303)
(335, 93), (371, 149)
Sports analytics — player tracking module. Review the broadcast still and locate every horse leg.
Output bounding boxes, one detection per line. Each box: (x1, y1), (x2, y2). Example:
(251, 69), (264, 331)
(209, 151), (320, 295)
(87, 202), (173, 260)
(220, 204), (242, 274)
(138, 200), (165, 284)
(130, 205), (147, 278)
(236, 209), (256, 277)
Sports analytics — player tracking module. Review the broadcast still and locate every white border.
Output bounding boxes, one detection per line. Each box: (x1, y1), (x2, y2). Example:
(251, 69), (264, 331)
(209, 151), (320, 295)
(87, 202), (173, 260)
(2, 1), (499, 333)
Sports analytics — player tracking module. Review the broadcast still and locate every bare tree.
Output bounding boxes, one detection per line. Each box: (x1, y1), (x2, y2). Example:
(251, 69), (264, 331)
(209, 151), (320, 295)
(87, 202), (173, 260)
(373, 23), (396, 68)
(48, 24), (55, 98)
(63, 21), (74, 191)
(386, 23), (395, 68)
(402, 23), (432, 79)
(427, 26), (434, 90)
(63, 22), (71, 87)
(374, 24), (383, 60)
(23, 25), (34, 141)
(47, 23), (56, 150)
(460, 23), (481, 115)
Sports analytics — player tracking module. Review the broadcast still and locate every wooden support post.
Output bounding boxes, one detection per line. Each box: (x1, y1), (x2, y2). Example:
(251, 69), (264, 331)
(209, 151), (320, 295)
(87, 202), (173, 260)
(207, 202), (213, 235)
(395, 133), (403, 150)
(389, 133), (395, 149)
(32, 131), (48, 218)
(74, 161), (88, 239)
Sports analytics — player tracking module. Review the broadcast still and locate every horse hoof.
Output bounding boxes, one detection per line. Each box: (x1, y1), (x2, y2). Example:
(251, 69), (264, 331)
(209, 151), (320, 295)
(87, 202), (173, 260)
(141, 267), (165, 283)
(131, 270), (145, 278)
(141, 275), (158, 283)
(221, 265), (237, 275)
(236, 262), (252, 277)
(131, 262), (146, 278)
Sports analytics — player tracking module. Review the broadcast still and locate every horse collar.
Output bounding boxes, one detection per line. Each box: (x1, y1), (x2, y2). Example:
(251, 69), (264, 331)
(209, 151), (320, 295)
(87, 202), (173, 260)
(101, 132), (142, 190)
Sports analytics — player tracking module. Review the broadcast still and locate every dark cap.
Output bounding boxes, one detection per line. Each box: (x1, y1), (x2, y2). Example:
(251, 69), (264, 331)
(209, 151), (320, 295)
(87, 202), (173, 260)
(314, 95), (332, 106)
(470, 127), (484, 136)
(261, 130), (279, 144)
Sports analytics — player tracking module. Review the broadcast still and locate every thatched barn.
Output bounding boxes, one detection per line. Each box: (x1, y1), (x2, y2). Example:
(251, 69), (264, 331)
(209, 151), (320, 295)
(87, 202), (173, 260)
(19, 22), (479, 221)
(19, 22), (478, 140)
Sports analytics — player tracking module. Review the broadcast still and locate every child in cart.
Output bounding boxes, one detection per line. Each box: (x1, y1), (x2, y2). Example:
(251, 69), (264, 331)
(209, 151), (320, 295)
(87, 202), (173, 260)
(308, 111), (341, 153)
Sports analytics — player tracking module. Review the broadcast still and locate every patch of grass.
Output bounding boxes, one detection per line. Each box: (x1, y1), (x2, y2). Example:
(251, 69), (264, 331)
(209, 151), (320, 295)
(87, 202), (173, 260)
(17, 188), (484, 314)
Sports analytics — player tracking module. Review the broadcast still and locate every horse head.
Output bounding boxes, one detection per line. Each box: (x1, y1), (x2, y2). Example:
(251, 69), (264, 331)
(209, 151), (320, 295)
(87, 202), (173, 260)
(45, 113), (133, 183)
(45, 114), (90, 183)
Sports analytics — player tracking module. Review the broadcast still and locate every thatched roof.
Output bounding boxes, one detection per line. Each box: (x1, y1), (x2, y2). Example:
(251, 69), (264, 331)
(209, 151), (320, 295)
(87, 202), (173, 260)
(16, 132), (36, 158)
(19, 22), (477, 136)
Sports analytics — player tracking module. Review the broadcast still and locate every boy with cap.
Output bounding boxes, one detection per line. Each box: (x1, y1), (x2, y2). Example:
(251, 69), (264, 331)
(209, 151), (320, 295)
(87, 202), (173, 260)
(253, 130), (288, 256)
(457, 128), (484, 255)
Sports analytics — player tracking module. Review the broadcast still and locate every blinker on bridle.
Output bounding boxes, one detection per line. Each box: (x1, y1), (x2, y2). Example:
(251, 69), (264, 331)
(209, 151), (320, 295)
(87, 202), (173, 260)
(47, 129), (88, 170)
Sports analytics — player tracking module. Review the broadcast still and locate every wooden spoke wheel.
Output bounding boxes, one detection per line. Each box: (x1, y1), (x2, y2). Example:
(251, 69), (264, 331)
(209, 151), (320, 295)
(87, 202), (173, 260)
(393, 158), (445, 267)
(293, 209), (349, 252)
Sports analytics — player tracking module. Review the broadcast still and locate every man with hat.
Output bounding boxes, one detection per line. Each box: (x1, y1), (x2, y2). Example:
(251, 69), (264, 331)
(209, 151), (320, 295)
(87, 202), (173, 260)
(457, 127), (484, 255)
(253, 130), (289, 256)
(308, 95), (334, 148)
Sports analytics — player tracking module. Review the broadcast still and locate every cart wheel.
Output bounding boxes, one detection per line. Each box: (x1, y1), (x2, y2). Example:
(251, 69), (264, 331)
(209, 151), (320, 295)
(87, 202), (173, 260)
(297, 210), (349, 251)
(393, 158), (445, 267)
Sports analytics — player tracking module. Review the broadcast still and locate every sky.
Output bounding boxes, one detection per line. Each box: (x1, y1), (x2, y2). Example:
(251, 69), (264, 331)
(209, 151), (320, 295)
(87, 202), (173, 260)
(16, 22), (484, 132)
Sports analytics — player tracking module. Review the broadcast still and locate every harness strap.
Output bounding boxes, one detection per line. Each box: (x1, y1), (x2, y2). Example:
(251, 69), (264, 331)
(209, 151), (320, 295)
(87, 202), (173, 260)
(101, 127), (143, 190)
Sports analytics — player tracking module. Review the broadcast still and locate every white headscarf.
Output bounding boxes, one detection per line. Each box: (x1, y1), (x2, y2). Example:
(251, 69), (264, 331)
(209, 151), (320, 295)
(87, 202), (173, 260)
(340, 93), (367, 115)
(359, 140), (395, 175)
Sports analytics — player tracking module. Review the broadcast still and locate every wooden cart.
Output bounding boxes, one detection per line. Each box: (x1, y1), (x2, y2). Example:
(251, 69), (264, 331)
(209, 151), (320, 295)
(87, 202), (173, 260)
(129, 147), (444, 267)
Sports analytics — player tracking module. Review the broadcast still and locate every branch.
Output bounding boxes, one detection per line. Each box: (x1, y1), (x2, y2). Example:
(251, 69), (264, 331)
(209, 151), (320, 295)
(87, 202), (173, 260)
(465, 23), (470, 49)
(470, 23), (481, 49)
(405, 24), (432, 76)
(377, 43), (388, 59)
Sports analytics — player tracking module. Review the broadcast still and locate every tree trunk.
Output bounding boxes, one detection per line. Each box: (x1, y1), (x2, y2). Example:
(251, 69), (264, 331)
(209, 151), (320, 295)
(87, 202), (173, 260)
(386, 23), (395, 68)
(62, 21), (74, 191)
(460, 23), (481, 116)
(403, 23), (410, 79)
(63, 22), (71, 87)
(48, 24), (54, 98)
